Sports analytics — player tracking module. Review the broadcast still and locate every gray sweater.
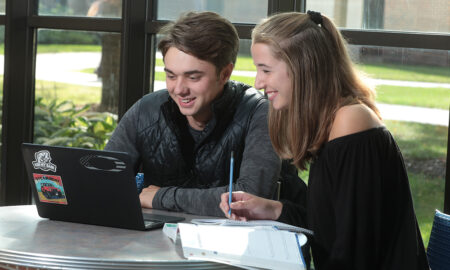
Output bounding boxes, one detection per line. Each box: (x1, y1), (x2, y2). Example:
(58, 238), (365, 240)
(105, 87), (281, 216)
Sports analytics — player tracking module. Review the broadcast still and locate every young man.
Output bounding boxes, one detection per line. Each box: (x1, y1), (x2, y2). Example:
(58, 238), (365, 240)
(105, 11), (305, 217)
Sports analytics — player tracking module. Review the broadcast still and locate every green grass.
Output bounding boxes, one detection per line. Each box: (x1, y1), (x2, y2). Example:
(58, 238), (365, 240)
(37, 44), (101, 53)
(358, 63), (450, 83)
(385, 120), (448, 160)
(376, 85), (450, 110)
(80, 68), (96, 74)
(35, 80), (101, 105)
(409, 172), (445, 247)
(383, 120), (446, 247)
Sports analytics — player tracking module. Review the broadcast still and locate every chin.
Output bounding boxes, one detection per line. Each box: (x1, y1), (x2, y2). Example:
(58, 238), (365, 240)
(271, 101), (288, 111)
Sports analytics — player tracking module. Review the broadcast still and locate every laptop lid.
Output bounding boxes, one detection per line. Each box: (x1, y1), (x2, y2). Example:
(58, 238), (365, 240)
(21, 143), (183, 230)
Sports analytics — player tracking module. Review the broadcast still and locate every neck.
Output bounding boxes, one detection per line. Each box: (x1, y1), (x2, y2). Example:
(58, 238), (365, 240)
(186, 111), (212, 131)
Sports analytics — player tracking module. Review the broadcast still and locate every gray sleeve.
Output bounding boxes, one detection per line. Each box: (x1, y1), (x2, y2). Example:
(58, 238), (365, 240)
(104, 101), (141, 174)
(152, 101), (280, 216)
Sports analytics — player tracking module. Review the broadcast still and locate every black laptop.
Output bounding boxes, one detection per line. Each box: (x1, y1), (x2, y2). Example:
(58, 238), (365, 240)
(21, 143), (184, 230)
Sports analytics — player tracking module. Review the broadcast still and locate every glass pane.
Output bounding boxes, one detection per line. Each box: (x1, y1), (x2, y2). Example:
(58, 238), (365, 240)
(152, 38), (254, 92)
(157, 0), (268, 24)
(39, 0), (122, 18)
(307, 0), (450, 33)
(35, 29), (120, 150)
(0, 0), (5, 14)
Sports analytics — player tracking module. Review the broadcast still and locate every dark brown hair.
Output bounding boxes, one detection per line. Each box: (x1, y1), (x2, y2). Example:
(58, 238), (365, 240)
(158, 11), (239, 74)
(252, 12), (380, 170)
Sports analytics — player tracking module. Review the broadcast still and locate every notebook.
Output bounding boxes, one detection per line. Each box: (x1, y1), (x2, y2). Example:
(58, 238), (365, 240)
(21, 143), (185, 230)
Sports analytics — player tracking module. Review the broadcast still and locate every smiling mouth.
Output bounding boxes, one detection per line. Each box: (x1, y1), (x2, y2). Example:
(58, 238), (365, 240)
(266, 91), (278, 101)
(181, 98), (195, 103)
(178, 97), (196, 108)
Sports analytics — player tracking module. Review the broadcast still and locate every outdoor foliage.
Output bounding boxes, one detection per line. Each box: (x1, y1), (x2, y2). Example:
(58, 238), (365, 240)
(34, 97), (117, 150)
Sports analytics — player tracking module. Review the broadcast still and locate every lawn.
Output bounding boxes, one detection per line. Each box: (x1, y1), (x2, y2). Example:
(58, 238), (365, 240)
(376, 85), (450, 109)
(35, 80), (101, 105)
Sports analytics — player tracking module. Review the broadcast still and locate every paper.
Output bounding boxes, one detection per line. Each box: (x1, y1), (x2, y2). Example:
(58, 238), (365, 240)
(178, 223), (306, 270)
(190, 218), (313, 236)
(162, 223), (179, 243)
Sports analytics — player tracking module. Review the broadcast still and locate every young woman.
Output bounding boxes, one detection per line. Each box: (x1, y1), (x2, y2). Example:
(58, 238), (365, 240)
(219, 11), (429, 270)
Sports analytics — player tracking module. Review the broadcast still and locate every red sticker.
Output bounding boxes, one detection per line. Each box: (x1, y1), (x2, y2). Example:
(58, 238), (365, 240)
(33, 174), (68, 205)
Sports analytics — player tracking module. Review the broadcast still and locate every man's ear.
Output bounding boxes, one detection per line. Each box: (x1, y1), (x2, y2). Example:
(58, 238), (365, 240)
(219, 63), (234, 84)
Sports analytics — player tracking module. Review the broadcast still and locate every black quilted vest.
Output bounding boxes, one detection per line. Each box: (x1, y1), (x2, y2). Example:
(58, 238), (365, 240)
(136, 81), (266, 189)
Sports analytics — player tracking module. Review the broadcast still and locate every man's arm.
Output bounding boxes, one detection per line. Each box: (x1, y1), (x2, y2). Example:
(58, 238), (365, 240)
(152, 101), (281, 216)
(104, 100), (141, 174)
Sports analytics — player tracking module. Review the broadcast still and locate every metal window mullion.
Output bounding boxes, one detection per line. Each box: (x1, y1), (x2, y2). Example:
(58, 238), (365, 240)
(1, 0), (37, 205)
(118, 0), (148, 119)
(27, 16), (122, 32)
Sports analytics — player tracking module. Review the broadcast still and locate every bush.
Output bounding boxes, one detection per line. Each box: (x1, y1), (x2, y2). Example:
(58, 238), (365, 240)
(34, 97), (117, 149)
(38, 30), (100, 45)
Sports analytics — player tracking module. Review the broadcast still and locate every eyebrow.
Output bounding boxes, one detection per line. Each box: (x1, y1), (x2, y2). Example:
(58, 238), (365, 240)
(256, 63), (270, 68)
(164, 68), (205, 75)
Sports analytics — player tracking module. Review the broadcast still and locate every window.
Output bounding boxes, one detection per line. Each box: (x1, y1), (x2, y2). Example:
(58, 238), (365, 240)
(38, 0), (122, 18)
(157, 0), (268, 24)
(34, 29), (119, 150)
(307, 0), (449, 33)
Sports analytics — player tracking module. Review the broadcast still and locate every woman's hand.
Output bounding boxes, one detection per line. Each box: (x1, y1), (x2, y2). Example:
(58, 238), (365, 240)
(219, 191), (283, 221)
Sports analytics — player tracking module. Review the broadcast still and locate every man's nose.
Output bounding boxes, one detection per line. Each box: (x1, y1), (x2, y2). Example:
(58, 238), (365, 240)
(173, 78), (189, 95)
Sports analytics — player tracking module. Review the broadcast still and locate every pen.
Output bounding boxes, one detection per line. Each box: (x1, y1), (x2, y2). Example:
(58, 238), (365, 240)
(228, 151), (234, 216)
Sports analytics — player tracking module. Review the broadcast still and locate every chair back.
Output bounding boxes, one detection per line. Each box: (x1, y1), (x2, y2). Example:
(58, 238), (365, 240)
(427, 209), (450, 269)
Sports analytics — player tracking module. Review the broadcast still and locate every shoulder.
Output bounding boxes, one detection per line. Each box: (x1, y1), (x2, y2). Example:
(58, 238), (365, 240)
(328, 104), (383, 141)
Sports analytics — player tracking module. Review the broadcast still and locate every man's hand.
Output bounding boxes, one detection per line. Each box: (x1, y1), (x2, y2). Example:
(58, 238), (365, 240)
(219, 191), (283, 221)
(139, 185), (161, 208)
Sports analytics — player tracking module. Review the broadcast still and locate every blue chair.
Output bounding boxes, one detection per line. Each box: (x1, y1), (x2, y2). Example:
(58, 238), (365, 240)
(427, 209), (450, 269)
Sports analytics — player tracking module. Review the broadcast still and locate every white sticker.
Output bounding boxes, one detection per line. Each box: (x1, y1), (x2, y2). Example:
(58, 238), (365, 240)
(32, 150), (57, 172)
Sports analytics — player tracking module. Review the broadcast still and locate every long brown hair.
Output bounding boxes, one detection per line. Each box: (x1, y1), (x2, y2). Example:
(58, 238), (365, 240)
(252, 12), (380, 170)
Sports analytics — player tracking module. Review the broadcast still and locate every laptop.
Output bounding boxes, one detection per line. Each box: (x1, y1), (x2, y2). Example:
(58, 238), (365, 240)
(21, 143), (185, 230)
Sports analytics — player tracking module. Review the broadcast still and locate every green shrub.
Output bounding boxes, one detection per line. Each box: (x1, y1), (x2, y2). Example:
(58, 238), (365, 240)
(34, 97), (117, 150)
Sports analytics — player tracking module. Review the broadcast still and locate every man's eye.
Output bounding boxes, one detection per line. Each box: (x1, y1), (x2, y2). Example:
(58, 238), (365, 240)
(189, 76), (200, 81)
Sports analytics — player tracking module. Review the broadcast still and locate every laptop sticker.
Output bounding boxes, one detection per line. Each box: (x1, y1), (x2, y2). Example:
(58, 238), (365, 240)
(32, 150), (57, 172)
(33, 174), (68, 205)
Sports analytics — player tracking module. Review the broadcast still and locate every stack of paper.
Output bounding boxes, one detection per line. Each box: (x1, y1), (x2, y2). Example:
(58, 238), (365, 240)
(178, 222), (307, 270)
(190, 218), (314, 236)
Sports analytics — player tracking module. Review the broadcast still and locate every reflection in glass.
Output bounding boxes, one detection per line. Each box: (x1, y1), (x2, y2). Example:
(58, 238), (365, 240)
(34, 29), (120, 149)
(157, 0), (267, 24)
(39, 0), (122, 18)
(307, 0), (449, 33)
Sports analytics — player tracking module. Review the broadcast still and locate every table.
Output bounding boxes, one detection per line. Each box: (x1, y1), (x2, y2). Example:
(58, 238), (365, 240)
(0, 205), (238, 269)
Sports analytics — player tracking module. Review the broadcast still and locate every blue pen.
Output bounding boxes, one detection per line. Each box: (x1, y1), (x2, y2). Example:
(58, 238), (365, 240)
(228, 151), (234, 216)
